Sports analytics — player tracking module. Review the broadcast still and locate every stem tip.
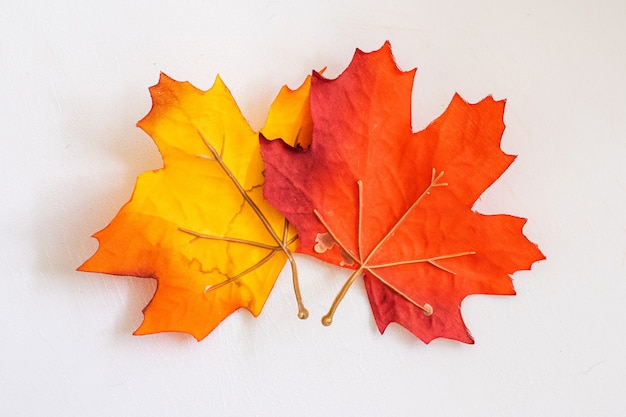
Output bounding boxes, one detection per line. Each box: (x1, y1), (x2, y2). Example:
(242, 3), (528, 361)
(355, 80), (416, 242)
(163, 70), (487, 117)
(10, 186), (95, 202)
(298, 307), (309, 320)
(423, 303), (433, 316)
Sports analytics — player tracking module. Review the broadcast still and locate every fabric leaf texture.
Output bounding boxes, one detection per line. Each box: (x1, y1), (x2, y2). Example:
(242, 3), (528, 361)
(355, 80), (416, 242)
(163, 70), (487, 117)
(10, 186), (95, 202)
(260, 42), (544, 343)
(79, 73), (300, 340)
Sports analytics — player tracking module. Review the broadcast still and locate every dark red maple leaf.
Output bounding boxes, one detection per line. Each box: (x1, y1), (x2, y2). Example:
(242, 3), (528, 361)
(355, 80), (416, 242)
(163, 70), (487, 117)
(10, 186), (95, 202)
(260, 42), (544, 343)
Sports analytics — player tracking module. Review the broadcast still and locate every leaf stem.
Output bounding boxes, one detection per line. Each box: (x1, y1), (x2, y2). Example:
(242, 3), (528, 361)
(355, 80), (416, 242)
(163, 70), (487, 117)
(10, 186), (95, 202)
(316, 170), (466, 324)
(205, 249), (280, 293)
(197, 131), (308, 319)
(321, 266), (364, 326)
(357, 179), (364, 262)
(369, 251), (476, 270)
(280, 218), (308, 318)
(179, 227), (279, 250)
(180, 227), (298, 250)
(366, 269), (433, 316)
(361, 169), (446, 267)
(183, 225), (300, 296)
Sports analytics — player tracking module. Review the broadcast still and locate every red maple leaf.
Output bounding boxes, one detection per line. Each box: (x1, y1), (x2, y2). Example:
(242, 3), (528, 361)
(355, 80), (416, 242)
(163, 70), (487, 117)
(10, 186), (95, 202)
(260, 42), (544, 343)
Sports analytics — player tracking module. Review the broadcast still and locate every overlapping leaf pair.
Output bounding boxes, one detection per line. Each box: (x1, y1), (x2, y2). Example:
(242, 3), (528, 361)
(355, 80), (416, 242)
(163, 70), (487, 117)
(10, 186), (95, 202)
(79, 42), (544, 344)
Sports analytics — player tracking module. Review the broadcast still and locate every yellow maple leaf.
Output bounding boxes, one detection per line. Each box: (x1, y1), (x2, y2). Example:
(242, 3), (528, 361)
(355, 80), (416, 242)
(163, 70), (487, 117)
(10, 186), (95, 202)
(79, 73), (311, 340)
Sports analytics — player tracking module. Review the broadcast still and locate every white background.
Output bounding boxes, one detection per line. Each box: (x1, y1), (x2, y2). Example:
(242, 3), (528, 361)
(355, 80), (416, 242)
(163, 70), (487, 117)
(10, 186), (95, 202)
(2, 1), (625, 416)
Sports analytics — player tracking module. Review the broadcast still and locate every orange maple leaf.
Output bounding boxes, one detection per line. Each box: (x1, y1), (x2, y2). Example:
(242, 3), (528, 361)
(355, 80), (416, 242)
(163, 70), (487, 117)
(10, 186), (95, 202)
(79, 73), (309, 340)
(260, 42), (544, 343)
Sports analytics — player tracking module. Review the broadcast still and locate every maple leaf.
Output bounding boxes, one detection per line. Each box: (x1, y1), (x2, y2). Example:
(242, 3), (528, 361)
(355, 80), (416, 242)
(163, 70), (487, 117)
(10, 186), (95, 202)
(79, 73), (308, 340)
(260, 42), (545, 343)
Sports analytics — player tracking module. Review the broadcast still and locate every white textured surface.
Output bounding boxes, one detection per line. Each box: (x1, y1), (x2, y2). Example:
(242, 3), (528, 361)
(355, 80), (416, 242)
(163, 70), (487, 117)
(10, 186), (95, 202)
(2, 1), (625, 416)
